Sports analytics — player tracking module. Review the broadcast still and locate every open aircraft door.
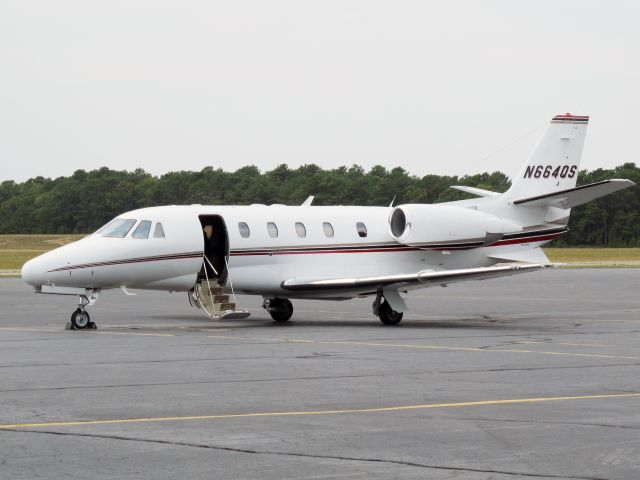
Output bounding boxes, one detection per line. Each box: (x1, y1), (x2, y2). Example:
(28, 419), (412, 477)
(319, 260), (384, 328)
(188, 214), (250, 320)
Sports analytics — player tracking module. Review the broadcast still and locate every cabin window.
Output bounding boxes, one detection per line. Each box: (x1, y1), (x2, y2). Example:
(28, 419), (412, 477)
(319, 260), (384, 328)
(132, 220), (152, 239)
(153, 222), (165, 238)
(295, 222), (307, 238)
(238, 222), (251, 238)
(267, 222), (278, 238)
(100, 219), (137, 238)
(356, 222), (367, 238)
(323, 222), (334, 238)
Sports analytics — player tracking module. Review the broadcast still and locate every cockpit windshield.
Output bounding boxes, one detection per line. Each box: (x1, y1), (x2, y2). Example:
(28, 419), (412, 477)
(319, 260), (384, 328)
(98, 219), (137, 238)
(132, 220), (152, 239)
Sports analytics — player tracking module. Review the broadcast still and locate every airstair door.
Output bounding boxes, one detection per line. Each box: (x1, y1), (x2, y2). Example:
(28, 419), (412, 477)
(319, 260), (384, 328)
(199, 214), (229, 285)
(188, 215), (250, 320)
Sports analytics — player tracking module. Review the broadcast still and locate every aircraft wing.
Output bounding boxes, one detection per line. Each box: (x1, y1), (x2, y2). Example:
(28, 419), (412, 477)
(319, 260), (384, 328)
(281, 263), (549, 293)
(513, 179), (635, 209)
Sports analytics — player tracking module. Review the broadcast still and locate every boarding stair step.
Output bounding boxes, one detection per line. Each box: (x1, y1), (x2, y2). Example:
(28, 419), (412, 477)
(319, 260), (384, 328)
(214, 302), (236, 313)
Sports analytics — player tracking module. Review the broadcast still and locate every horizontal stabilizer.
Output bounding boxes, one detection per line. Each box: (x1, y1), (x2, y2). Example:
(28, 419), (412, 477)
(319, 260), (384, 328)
(513, 179), (635, 209)
(282, 264), (549, 292)
(488, 247), (550, 264)
(450, 186), (500, 197)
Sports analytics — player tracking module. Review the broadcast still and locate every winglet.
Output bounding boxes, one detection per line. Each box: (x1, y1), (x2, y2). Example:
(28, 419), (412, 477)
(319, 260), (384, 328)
(301, 196), (314, 206)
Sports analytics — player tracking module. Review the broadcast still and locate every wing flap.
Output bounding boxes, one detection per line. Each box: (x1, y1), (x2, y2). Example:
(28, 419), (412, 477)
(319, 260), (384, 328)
(513, 179), (635, 209)
(281, 264), (549, 292)
(488, 247), (550, 264)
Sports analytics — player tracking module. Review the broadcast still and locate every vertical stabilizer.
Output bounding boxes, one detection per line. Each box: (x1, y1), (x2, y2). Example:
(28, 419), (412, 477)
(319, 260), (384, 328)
(505, 114), (588, 201)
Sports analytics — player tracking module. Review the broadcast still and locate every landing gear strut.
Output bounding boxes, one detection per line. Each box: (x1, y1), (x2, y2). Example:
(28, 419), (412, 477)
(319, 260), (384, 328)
(263, 298), (293, 323)
(373, 293), (403, 325)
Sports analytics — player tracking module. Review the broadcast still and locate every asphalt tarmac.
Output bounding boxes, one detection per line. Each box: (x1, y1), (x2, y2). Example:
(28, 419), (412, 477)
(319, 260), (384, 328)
(1, 269), (639, 479)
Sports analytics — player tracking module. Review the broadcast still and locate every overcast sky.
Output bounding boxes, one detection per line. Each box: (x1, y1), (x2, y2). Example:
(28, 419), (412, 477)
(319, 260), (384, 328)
(1, 0), (638, 182)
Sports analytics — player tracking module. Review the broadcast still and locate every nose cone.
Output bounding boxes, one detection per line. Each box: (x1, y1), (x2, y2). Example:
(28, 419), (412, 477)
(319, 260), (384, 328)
(21, 255), (45, 288)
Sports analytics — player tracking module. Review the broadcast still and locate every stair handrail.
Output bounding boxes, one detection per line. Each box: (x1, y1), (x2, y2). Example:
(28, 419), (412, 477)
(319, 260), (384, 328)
(202, 255), (217, 316)
(224, 256), (237, 305)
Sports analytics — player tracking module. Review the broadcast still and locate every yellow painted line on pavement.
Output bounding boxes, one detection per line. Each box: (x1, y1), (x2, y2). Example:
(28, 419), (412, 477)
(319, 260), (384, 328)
(0, 327), (58, 333)
(206, 335), (640, 360)
(1, 392), (639, 430)
(514, 341), (611, 347)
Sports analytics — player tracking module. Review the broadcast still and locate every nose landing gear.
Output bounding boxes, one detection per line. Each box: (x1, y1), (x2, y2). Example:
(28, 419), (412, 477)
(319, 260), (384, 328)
(66, 290), (99, 330)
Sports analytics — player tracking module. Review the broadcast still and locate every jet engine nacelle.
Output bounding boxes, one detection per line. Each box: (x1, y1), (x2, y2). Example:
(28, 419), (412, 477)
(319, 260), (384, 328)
(389, 204), (522, 247)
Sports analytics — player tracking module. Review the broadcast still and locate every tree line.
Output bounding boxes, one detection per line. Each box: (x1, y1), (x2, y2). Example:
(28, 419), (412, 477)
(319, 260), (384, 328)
(0, 163), (638, 246)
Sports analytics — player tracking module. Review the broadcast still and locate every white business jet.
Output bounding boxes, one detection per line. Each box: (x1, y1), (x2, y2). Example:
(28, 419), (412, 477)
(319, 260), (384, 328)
(21, 114), (635, 329)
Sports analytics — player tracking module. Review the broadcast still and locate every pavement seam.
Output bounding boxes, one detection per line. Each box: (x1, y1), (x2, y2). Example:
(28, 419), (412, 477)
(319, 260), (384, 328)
(1, 428), (607, 480)
(448, 417), (640, 430)
(207, 334), (640, 360)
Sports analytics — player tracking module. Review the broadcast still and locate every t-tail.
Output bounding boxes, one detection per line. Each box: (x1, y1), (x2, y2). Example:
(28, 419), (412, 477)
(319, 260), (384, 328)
(504, 113), (589, 205)
(453, 113), (635, 229)
(503, 113), (634, 227)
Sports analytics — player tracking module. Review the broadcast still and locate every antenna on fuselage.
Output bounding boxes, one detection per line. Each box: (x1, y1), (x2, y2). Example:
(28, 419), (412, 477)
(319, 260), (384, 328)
(301, 195), (314, 206)
(389, 195), (396, 207)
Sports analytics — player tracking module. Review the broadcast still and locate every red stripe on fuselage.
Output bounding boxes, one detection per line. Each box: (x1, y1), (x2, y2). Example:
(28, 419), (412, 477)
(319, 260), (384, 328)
(47, 231), (563, 271)
(231, 233), (561, 256)
(230, 246), (421, 256)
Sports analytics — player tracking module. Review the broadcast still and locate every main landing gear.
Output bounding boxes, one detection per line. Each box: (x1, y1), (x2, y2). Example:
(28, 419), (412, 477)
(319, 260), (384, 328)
(263, 297), (294, 323)
(67, 290), (99, 330)
(373, 293), (403, 325)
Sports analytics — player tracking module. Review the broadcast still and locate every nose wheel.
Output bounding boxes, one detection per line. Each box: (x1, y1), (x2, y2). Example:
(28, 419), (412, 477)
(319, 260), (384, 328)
(66, 290), (100, 330)
(70, 308), (96, 329)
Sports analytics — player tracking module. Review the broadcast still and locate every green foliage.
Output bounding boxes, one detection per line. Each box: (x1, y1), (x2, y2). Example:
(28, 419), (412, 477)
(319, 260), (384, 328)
(0, 164), (637, 246)
(546, 162), (640, 247)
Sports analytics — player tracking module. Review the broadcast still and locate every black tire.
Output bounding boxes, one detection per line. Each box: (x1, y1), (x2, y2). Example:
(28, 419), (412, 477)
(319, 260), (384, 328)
(71, 308), (91, 329)
(269, 298), (293, 323)
(378, 301), (403, 325)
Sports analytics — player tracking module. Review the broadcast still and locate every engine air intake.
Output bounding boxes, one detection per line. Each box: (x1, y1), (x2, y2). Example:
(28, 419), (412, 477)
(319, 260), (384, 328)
(390, 208), (407, 237)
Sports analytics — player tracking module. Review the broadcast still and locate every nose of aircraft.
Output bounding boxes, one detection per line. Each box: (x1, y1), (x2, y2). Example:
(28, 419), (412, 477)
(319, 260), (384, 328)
(21, 255), (45, 288)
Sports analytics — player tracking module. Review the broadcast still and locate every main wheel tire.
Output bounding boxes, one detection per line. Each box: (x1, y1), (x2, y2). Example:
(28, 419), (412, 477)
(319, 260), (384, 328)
(269, 298), (293, 323)
(378, 301), (403, 325)
(71, 308), (91, 329)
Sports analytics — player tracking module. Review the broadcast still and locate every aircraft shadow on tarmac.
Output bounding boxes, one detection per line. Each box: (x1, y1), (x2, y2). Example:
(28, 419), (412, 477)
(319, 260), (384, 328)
(98, 312), (551, 332)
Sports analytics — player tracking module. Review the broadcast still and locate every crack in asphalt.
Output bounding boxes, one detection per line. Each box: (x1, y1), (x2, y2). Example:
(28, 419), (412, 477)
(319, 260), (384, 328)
(440, 362), (640, 374)
(2, 428), (607, 480)
(3, 362), (640, 393)
(453, 416), (640, 430)
(0, 354), (307, 369)
(4, 361), (640, 394)
(0, 371), (420, 393)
